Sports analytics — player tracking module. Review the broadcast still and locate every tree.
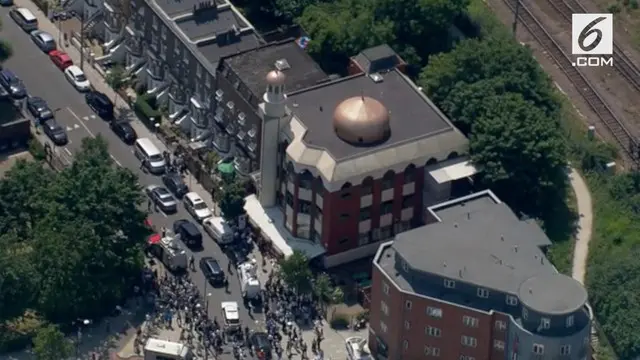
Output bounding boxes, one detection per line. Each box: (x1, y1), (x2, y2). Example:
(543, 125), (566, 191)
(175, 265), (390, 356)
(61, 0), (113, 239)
(105, 65), (127, 107)
(313, 273), (333, 306)
(469, 93), (567, 217)
(219, 180), (246, 222)
(274, 0), (320, 21)
(32, 324), (74, 360)
(0, 19), (13, 63)
(279, 250), (312, 293)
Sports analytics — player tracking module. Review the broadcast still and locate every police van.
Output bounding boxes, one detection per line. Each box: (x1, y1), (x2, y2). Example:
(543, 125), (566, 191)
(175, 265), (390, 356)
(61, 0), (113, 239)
(144, 338), (192, 360)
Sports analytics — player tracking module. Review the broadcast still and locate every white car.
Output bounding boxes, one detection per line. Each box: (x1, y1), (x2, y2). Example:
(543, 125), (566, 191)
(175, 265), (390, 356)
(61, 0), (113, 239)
(64, 65), (91, 91)
(184, 192), (212, 222)
(221, 301), (240, 330)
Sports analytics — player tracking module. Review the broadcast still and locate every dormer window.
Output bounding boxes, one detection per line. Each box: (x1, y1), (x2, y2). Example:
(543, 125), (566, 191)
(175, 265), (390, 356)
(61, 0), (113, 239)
(402, 260), (409, 271)
(444, 279), (456, 288)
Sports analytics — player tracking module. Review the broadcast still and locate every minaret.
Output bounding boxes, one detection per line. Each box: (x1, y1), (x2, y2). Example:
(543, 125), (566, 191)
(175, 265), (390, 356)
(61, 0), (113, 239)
(258, 70), (287, 207)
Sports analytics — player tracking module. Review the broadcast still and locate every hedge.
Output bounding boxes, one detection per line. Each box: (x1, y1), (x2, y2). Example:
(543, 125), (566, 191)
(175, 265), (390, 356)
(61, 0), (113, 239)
(133, 94), (161, 129)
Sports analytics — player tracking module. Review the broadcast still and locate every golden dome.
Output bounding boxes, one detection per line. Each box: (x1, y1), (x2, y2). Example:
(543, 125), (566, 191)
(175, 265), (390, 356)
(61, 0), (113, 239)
(333, 96), (391, 145)
(266, 70), (286, 86)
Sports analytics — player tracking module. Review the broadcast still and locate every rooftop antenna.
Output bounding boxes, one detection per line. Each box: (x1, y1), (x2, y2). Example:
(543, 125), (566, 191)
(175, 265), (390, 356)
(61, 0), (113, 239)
(361, 90), (365, 101)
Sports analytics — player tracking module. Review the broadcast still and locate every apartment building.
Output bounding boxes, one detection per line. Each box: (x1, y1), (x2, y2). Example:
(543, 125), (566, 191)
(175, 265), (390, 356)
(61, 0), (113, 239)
(369, 190), (593, 360)
(75, 0), (263, 140)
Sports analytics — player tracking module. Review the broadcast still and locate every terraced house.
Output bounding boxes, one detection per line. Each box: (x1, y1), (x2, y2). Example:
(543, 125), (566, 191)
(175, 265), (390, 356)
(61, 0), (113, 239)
(69, 0), (263, 169)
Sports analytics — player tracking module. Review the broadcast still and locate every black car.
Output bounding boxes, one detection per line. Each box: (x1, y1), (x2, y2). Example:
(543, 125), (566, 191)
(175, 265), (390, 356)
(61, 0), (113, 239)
(250, 332), (272, 359)
(110, 121), (137, 144)
(27, 96), (54, 122)
(85, 90), (114, 119)
(42, 119), (68, 145)
(162, 172), (188, 197)
(173, 219), (203, 248)
(0, 69), (26, 99)
(199, 257), (225, 284)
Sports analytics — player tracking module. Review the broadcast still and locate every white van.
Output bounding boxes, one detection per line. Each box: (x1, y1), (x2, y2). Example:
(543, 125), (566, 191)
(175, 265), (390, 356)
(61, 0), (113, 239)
(10, 8), (38, 32)
(134, 138), (166, 174)
(144, 338), (192, 360)
(203, 216), (234, 245)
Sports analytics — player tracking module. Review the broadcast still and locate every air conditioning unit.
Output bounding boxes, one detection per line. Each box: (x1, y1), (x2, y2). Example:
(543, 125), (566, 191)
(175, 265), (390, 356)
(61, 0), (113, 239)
(369, 73), (384, 83)
(275, 58), (291, 71)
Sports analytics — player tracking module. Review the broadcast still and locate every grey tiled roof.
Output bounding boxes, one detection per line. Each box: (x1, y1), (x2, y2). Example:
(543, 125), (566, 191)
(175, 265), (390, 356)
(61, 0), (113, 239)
(176, 7), (248, 41)
(287, 69), (453, 161)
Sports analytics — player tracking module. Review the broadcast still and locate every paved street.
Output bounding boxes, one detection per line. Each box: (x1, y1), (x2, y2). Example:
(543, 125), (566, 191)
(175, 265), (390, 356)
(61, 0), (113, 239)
(0, 2), (264, 358)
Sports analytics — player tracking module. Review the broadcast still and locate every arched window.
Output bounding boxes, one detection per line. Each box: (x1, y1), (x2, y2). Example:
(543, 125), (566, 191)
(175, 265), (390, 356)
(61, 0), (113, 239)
(426, 158), (437, 167)
(315, 176), (325, 194)
(403, 164), (416, 184)
(382, 170), (395, 190)
(299, 170), (313, 189)
(286, 162), (295, 182)
(341, 182), (352, 198)
(361, 176), (374, 195)
(447, 152), (459, 160)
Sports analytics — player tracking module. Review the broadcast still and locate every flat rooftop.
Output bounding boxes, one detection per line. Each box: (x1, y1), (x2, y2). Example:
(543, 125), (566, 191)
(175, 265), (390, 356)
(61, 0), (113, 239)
(197, 33), (261, 66)
(176, 7), (248, 42)
(287, 69), (454, 161)
(156, 0), (228, 18)
(222, 40), (328, 96)
(375, 191), (583, 313)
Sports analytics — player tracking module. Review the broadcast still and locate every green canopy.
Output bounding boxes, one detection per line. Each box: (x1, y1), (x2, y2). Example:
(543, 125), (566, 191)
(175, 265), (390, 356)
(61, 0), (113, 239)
(217, 162), (235, 174)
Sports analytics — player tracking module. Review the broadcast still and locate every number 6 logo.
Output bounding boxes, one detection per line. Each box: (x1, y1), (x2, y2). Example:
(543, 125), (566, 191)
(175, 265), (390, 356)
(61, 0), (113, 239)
(572, 14), (613, 55)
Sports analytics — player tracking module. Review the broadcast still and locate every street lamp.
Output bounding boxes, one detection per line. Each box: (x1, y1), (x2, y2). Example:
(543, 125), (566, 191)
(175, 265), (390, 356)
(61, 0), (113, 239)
(74, 318), (91, 359)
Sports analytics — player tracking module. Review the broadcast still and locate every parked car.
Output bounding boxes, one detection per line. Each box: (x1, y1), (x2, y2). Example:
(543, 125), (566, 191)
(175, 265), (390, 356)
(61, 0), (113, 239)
(183, 192), (212, 222)
(0, 69), (27, 99)
(30, 30), (56, 52)
(250, 332), (272, 359)
(85, 90), (114, 119)
(109, 121), (136, 144)
(26, 96), (54, 121)
(0, 0), (14, 7)
(173, 219), (203, 248)
(162, 172), (188, 198)
(199, 257), (225, 285)
(64, 65), (90, 91)
(145, 185), (177, 213)
(49, 50), (73, 70)
(42, 119), (68, 145)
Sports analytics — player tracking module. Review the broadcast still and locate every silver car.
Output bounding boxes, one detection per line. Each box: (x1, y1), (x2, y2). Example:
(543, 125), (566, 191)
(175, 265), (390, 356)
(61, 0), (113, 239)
(146, 185), (177, 213)
(30, 30), (56, 52)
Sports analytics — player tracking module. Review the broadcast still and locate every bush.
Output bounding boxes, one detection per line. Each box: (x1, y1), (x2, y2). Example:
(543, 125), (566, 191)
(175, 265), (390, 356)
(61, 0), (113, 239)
(134, 95), (161, 128)
(330, 314), (350, 329)
(28, 138), (46, 161)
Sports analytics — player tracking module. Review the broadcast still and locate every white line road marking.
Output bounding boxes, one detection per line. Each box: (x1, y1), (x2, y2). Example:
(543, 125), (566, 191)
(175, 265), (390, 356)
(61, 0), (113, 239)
(67, 107), (96, 138)
(90, 115), (96, 119)
(83, 116), (89, 121)
(161, 211), (168, 218)
(110, 155), (123, 167)
(66, 126), (73, 131)
(63, 148), (72, 156)
(74, 124), (80, 129)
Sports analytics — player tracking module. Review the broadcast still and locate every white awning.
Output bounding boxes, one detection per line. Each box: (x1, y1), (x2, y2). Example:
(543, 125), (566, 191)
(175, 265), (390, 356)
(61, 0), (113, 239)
(244, 195), (326, 260)
(429, 159), (479, 184)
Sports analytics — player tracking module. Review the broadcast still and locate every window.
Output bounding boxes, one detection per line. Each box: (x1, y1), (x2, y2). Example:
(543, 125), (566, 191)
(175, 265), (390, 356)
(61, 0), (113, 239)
(403, 165), (415, 183)
(459, 356), (475, 360)
(379, 321), (388, 333)
(152, 15), (158, 29)
(382, 282), (389, 295)
(380, 300), (389, 315)
(405, 300), (412, 310)
(494, 340), (505, 350)
(401, 260), (409, 271)
(495, 320), (507, 331)
(404, 320), (411, 330)
(402, 194), (413, 208)
(522, 308), (528, 320)
(461, 336), (477, 348)
(532, 344), (544, 355)
(477, 288), (489, 298)
(340, 213), (349, 221)
(511, 354), (518, 360)
(358, 232), (371, 246)
(560, 345), (571, 355)
(462, 316), (479, 328)
(426, 326), (441, 337)
(425, 346), (441, 357)
(402, 340), (409, 350)
(444, 279), (456, 288)
(196, 63), (202, 77)
(381, 200), (393, 214)
(382, 171), (395, 189)
(540, 318), (550, 329)
(427, 307), (443, 318)
(360, 207), (371, 221)
(506, 295), (518, 306)
(183, 49), (189, 64)
(566, 315), (574, 327)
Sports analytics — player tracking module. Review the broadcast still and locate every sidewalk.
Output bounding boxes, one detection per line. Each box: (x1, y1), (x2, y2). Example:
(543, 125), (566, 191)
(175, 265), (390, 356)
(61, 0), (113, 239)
(13, 0), (217, 211)
(569, 168), (593, 284)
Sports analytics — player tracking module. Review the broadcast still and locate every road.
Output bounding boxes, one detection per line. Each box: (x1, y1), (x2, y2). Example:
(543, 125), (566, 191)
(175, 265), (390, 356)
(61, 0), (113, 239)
(0, 5), (263, 338)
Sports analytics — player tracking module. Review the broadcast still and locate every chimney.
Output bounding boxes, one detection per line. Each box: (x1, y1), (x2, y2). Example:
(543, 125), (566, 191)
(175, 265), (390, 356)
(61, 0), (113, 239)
(500, 235), (505, 241)
(454, 223), (458, 228)
(467, 212), (470, 220)
(514, 245), (518, 252)
(459, 269), (463, 278)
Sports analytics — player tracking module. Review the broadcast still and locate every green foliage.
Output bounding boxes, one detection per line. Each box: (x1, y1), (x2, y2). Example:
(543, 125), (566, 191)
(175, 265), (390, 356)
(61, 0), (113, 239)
(0, 18), (12, 63)
(28, 138), (46, 161)
(312, 273), (333, 303)
(0, 137), (148, 326)
(329, 314), (349, 329)
(218, 180), (246, 221)
(134, 94), (161, 125)
(278, 250), (312, 293)
(105, 66), (127, 92)
(32, 324), (73, 360)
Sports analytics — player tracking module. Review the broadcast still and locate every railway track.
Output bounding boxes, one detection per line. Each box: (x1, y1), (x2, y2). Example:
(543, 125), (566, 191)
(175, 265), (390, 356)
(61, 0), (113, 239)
(546, 0), (640, 93)
(502, 0), (638, 164)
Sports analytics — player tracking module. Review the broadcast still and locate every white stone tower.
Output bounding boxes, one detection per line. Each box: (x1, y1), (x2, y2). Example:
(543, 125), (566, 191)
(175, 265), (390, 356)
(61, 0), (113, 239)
(258, 70), (287, 207)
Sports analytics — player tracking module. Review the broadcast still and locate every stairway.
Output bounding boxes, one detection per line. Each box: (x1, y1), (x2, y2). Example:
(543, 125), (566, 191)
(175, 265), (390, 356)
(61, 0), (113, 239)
(82, 9), (103, 33)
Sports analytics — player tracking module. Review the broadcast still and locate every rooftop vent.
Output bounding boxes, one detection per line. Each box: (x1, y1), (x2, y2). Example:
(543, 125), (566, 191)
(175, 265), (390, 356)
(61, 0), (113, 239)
(275, 58), (291, 71)
(369, 73), (384, 83)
